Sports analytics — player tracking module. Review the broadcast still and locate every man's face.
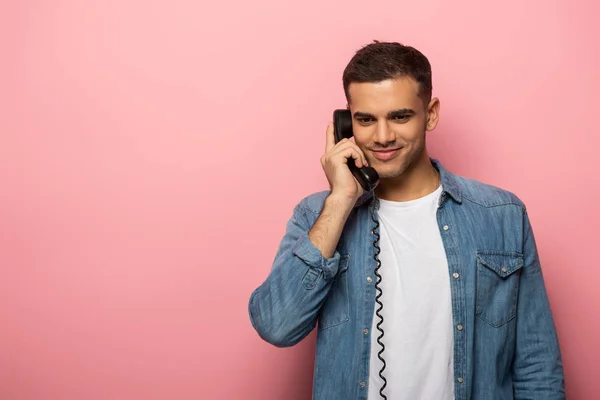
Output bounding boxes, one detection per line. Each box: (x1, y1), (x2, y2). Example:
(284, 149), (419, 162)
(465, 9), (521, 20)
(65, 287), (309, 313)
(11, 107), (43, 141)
(347, 77), (439, 179)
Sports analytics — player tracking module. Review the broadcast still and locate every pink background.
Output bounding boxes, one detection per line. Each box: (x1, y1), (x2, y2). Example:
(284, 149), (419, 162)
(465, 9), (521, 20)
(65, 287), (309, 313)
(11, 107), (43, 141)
(1, 0), (598, 399)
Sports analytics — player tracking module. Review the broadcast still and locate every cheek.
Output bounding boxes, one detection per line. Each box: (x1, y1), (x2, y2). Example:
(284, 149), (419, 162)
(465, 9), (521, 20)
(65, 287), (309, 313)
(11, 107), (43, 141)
(396, 124), (426, 143)
(352, 131), (372, 147)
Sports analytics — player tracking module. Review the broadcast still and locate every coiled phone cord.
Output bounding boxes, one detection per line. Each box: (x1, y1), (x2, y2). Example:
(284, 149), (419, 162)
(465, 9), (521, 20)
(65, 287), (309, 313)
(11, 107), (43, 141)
(371, 208), (387, 399)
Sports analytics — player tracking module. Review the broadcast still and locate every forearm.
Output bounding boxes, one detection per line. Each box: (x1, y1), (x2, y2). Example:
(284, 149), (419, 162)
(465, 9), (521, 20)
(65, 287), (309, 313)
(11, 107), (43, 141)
(512, 210), (565, 398)
(248, 243), (338, 347)
(249, 196), (352, 347)
(511, 265), (565, 399)
(308, 194), (354, 258)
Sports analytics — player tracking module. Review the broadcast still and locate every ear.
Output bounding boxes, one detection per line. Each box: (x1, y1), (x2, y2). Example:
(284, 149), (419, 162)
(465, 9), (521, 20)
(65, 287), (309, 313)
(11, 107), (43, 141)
(346, 103), (350, 110)
(426, 97), (440, 131)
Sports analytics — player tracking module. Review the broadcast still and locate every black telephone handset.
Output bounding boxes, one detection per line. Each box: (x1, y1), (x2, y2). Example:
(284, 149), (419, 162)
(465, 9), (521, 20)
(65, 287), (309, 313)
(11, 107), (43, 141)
(333, 109), (387, 399)
(333, 109), (380, 192)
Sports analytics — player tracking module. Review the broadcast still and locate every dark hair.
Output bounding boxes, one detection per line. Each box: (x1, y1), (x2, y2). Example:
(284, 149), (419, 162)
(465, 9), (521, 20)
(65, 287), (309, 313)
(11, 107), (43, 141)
(342, 41), (433, 106)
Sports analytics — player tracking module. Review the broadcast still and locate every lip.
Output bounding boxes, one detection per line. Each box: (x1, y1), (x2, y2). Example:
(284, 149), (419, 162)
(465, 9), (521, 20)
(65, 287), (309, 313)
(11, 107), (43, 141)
(371, 148), (402, 161)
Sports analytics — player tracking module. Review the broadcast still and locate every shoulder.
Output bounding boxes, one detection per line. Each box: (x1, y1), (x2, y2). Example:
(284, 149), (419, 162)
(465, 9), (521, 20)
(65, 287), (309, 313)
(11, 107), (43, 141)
(453, 174), (526, 210)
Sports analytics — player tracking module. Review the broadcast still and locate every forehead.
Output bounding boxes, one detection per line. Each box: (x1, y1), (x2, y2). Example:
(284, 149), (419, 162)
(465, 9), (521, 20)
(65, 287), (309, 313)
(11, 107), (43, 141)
(348, 77), (422, 111)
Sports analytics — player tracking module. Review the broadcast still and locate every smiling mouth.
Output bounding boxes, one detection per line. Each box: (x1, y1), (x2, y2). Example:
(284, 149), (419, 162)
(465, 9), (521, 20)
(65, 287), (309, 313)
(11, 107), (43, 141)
(371, 147), (402, 161)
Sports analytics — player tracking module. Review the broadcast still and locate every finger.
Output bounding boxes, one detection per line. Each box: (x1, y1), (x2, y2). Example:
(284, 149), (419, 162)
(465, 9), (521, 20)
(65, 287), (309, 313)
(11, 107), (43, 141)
(334, 139), (368, 168)
(339, 138), (368, 166)
(325, 122), (335, 153)
(335, 144), (367, 169)
(333, 141), (368, 167)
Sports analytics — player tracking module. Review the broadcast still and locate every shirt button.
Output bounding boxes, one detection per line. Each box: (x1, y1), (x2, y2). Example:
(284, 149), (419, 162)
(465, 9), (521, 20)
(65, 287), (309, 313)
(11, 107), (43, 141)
(366, 276), (373, 283)
(452, 272), (459, 279)
(443, 225), (449, 231)
(363, 329), (369, 335)
(501, 266), (507, 273)
(360, 381), (366, 388)
(457, 324), (463, 331)
(457, 377), (464, 383)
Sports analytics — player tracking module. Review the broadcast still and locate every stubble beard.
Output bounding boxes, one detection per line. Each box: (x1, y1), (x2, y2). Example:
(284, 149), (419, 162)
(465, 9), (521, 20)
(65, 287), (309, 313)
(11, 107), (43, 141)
(375, 138), (426, 180)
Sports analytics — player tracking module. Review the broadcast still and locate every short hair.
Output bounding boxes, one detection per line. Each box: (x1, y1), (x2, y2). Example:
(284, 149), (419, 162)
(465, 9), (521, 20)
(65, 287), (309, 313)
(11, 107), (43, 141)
(342, 40), (433, 106)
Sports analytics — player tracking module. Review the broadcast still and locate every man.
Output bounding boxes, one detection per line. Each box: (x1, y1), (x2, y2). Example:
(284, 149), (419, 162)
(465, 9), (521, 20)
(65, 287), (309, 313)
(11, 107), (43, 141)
(248, 41), (565, 400)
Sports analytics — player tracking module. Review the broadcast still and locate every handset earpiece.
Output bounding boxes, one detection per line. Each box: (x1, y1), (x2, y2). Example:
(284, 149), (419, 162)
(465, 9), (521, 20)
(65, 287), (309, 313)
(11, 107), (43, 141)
(332, 109), (380, 192)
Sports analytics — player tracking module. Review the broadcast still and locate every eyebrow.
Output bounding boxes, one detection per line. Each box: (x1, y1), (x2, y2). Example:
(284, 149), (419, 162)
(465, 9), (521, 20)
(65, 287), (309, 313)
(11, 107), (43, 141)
(353, 108), (416, 119)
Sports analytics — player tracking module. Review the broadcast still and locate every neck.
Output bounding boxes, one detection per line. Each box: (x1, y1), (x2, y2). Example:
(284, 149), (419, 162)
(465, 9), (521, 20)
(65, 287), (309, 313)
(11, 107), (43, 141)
(374, 154), (440, 202)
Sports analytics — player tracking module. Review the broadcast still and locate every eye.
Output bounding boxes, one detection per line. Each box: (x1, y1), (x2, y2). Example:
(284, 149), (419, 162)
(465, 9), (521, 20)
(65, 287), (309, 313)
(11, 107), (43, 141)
(357, 117), (375, 125)
(392, 114), (409, 121)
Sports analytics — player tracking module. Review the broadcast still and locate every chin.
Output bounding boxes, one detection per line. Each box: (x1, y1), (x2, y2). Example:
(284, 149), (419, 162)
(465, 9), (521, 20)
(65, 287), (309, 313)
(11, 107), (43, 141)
(375, 150), (421, 179)
(375, 163), (409, 179)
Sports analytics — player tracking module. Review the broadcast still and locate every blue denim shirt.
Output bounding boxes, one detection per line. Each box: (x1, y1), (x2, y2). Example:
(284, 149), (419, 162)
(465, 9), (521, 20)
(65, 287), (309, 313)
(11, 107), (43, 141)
(248, 159), (565, 399)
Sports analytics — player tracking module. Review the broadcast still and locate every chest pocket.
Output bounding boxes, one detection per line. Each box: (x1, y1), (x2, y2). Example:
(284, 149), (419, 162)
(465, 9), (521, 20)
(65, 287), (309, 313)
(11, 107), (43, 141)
(317, 255), (350, 331)
(475, 250), (524, 328)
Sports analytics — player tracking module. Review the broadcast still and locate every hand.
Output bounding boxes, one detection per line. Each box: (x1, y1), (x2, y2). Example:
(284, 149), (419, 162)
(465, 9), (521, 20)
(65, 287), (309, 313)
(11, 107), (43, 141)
(320, 122), (368, 203)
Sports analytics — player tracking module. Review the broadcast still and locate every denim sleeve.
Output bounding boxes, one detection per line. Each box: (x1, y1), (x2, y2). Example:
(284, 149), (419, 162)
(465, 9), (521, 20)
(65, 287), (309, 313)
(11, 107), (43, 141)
(248, 200), (343, 347)
(512, 209), (566, 399)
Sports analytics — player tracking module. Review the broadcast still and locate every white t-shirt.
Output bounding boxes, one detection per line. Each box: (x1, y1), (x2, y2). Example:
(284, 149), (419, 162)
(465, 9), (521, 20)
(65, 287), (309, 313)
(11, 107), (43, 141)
(367, 185), (455, 400)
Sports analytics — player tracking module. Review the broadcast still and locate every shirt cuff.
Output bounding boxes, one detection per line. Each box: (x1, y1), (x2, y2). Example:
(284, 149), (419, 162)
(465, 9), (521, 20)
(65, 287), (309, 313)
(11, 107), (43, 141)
(291, 232), (341, 280)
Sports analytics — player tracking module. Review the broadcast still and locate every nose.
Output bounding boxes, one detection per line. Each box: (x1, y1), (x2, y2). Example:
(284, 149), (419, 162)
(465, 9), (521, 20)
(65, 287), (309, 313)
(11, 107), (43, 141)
(374, 120), (395, 145)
